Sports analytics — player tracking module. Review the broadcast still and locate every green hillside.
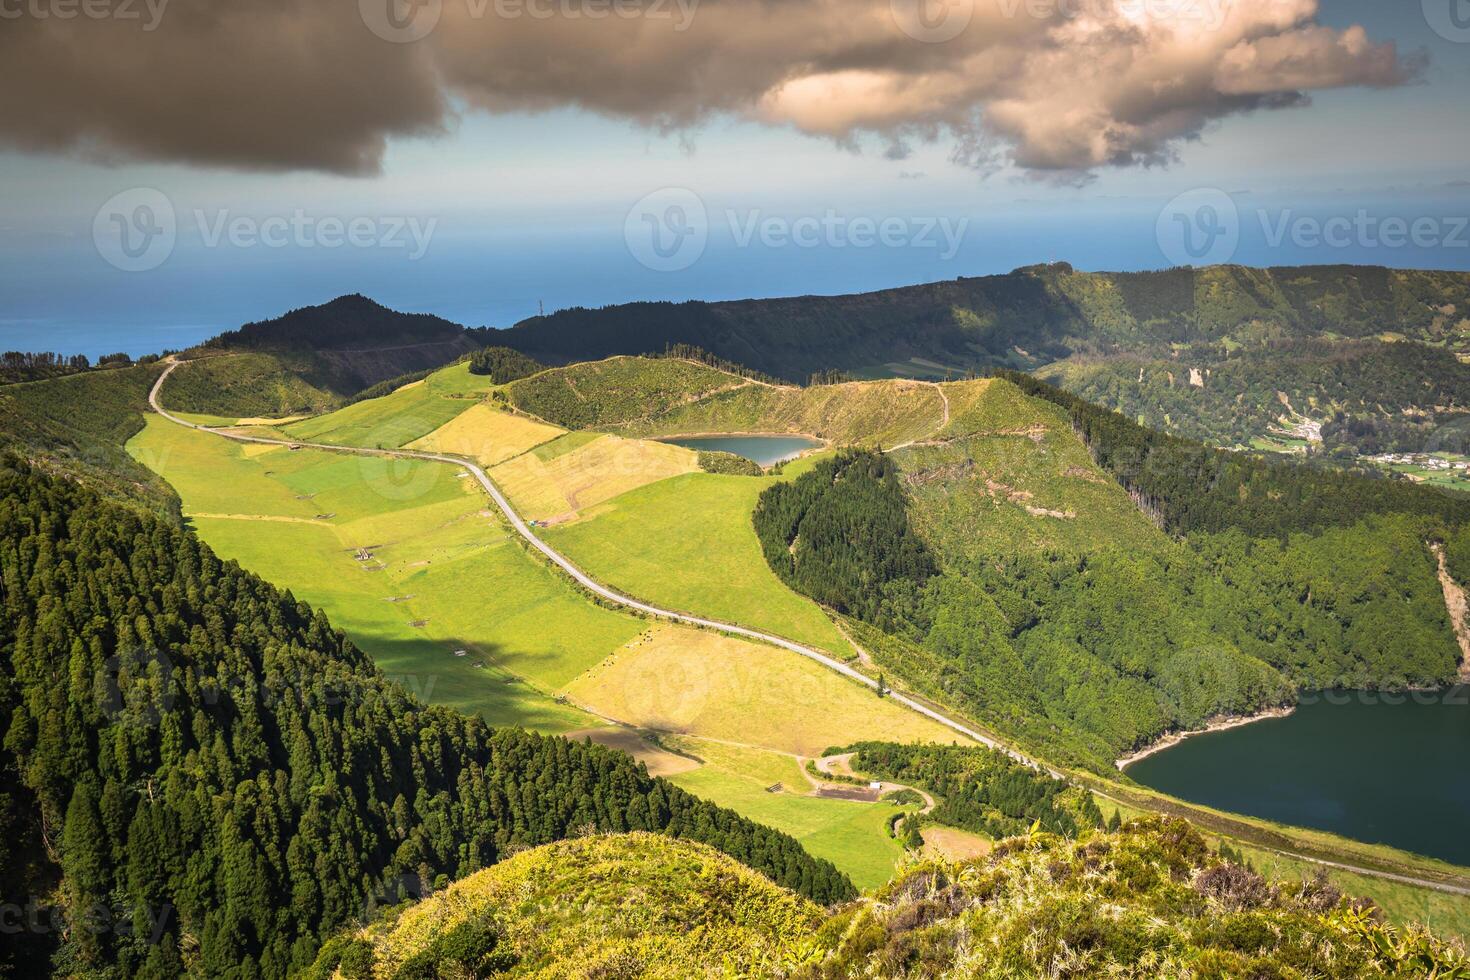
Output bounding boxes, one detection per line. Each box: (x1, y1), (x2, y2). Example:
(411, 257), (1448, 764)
(281, 361), (494, 447)
(0, 359), (170, 503)
(746, 380), (1465, 770)
(504, 355), (747, 428)
(0, 457), (855, 977)
(11, 340), (1470, 974)
(312, 822), (1469, 979)
(126, 361), (964, 890)
(502, 264), (1470, 378)
(1039, 338), (1470, 457)
(498, 264), (1470, 457)
(311, 833), (823, 979)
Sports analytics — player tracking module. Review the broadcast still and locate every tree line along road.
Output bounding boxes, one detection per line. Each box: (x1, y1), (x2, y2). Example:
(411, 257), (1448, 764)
(147, 359), (1470, 899)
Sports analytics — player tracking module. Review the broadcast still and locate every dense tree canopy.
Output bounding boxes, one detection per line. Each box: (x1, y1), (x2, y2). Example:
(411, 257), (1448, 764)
(0, 457), (852, 978)
(845, 742), (1102, 838)
(756, 451), (936, 627)
(465, 347), (545, 385)
(997, 370), (1470, 538)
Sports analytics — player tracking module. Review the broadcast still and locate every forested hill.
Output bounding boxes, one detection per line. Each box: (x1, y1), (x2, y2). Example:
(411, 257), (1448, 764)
(205, 294), (471, 353)
(0, 457), (852, 978)
(498, 264), (1470, 381)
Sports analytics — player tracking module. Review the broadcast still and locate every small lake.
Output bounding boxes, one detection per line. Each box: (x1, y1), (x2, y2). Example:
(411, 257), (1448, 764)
(1127, 691), (1470, 865)
(660, 434), (821, 467)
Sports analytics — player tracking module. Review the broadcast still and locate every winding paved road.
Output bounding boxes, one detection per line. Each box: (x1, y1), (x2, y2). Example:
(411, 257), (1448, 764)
(149, 361), (1007, 755)
(148, 360), (1470, 899)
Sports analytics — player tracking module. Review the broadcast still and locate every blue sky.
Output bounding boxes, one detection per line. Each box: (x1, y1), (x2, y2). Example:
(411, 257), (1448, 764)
(1, 0), (1467, 357)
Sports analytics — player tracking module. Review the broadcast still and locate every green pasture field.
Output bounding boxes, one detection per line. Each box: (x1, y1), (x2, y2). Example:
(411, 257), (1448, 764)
(127, 416), (640, 731)
(665, 738), (917, 891)
(282, 362), (493, 448)
(564, 625), (962, 757)
(543, 458), (857, 658)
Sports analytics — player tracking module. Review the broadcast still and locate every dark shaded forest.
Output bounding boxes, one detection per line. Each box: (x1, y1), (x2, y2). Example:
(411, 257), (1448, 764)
(0, 457), (852, 979)
(846, 742), (1103, 839)
(466, 347), (546, 385)
(997, 370), (1470, 538)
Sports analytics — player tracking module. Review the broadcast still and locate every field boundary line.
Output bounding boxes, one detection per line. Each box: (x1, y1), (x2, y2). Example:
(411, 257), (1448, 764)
(148, 359), (1470, 900)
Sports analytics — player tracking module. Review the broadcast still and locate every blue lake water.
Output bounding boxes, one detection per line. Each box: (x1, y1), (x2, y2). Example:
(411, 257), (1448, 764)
(1126, 691), (1470, 866)
(660, 435), (821, 467)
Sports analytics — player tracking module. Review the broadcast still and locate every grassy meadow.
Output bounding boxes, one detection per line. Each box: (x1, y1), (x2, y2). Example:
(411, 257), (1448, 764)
(127, 415), (635, 731)
(282, 362), (493, 447)
(543, 460), (856, 657)
(625, 375), (950, 447)
(127, 407), (962, 889)
(564, 625), (961, 756)
(664, 737), (918, 891)
(490, 434), (700, 523)
(407, 401), (565, 466)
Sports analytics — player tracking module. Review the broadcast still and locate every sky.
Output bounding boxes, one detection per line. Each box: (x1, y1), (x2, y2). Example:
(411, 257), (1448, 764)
(1, 0), (1468, 357)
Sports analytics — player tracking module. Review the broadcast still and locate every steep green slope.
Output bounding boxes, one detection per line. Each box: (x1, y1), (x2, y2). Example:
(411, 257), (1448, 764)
(0, 458), (855, 977)
(311, 821), (1469, 979)
(501, 264), (1470, 380)
(281, 361), (493, 447)
(311, 833), (823, 979)
(161, 295), (484, 418)
(499, 264), (1470, 456)
(159, 351), (344, 417)
(0, 359), (170, 504)
(1039, 338), (1470, 456)
(504, 355), (747, 428)
(750, 381), (1466, 770)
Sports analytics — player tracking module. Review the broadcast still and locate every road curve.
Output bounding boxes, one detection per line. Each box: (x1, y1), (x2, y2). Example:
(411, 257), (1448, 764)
(148, 361), (1470, 899)
(148, 361), (1008, 755)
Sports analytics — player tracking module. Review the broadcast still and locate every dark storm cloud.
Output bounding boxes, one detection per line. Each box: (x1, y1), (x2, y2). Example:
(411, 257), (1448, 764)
(0, 0), (1421, 176)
